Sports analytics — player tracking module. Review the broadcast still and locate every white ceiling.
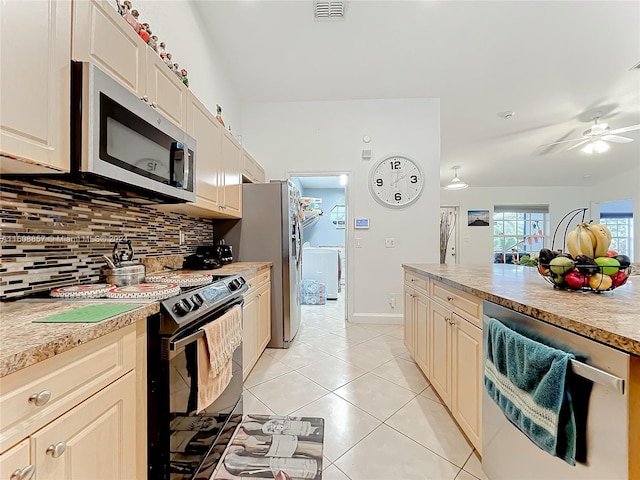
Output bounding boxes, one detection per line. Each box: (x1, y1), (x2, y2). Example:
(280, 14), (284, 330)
(194, 1), (640, 188)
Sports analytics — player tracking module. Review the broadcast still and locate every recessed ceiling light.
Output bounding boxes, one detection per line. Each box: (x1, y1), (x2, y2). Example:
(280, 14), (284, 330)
(583, 174), (592, 179)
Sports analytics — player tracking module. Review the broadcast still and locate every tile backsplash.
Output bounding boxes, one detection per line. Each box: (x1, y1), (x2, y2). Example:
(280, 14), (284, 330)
(0, 179), (213, 299)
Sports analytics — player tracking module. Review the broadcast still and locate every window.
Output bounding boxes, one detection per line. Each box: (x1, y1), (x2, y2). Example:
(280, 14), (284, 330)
(493, 205), (549, 263)
(600, 214), (633, 258)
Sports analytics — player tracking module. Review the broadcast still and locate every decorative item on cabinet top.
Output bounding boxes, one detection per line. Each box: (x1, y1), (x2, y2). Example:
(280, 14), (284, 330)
(114, 0), (189, 87)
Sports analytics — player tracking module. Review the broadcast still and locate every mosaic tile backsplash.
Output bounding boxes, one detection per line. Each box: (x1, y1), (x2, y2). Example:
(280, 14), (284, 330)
(0, 179), (213, 299)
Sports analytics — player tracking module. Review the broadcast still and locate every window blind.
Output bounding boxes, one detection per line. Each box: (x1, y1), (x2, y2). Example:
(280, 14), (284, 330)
(494, 205), (549, 214)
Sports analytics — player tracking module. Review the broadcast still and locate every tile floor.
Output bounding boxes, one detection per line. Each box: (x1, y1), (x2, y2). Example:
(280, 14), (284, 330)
(242, 294), (489, 480)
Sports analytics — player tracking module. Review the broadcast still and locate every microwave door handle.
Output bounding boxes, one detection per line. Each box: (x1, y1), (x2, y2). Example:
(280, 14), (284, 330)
(171, 142), (185, 188)
(183, 147), (191, 192)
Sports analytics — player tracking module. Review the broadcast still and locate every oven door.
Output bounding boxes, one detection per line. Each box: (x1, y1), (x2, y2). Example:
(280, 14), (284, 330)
(147, 299), (244, 480)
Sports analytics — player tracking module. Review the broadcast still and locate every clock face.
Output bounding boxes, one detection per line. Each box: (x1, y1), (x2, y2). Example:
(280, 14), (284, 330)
(369, 154), (425, 208)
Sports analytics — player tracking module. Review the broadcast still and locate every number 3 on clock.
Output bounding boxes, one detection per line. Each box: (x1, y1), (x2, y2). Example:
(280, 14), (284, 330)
(368, 154), (425, 208)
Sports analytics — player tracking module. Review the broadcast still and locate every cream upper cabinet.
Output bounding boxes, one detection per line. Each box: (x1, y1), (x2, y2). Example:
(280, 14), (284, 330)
(0, 0), (71, 174)
(185, 91), (222, 211)
(72, 0), (146, 96)
(73, 0), (186, 127)
(220, 129), (243, 218)
(242, 149), (266, 184)
(145, 51), (187, 128)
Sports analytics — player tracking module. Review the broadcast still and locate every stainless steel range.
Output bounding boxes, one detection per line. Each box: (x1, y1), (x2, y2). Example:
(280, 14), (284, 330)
(147, 274), (248, 480)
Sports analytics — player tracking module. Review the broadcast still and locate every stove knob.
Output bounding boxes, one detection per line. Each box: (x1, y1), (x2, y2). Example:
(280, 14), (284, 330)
(190, 294), (203, 309)
(173, 299), (193, 316)
(228, 279), (240, 291)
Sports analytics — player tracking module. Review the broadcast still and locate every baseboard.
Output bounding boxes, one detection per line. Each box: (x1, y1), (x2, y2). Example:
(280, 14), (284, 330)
(349, 313), (403, 325)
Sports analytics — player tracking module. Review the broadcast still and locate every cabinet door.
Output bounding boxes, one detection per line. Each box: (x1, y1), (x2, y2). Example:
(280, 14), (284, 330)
(186, 92), (222, 211)
(145, 50), (187, 128)
(0, 0), (70, 173)
(242, 294), (259, 380)
(257, 283), (272, 352)
(451, 313), (482, 453)
(30, 372), (136, 480)
(0, 439), (34, 480)
(220, 129), (243, 217)
(72, 0), (146, 96)
(403, 288), (416, 356)
(414, 292), (430, 376)
(429, 301), (452, 406)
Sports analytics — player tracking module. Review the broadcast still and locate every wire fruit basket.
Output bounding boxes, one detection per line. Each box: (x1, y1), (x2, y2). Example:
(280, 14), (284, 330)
(536, 208), (630, 293)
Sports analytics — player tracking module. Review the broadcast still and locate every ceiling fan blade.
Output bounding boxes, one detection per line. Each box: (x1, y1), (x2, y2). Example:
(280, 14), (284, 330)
(608, 124), (640, 135)
(601, 134), (634, 144)
(539, 137), (586, 147)
(567, 139), (590, 151)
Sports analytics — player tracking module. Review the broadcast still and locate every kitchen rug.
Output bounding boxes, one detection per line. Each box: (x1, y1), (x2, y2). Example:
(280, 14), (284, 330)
(213, 415), (324, 480)
(33, 304), (142, 323)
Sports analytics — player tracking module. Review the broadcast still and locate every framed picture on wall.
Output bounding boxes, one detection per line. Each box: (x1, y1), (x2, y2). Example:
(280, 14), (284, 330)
(468, 210), (490, 226)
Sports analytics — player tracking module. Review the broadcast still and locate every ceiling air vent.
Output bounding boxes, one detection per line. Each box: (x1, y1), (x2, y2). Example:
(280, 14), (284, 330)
(314, 1), (346, 20)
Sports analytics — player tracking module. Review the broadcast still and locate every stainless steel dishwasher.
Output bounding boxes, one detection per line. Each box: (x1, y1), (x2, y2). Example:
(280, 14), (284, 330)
(482, 300), (630, 480)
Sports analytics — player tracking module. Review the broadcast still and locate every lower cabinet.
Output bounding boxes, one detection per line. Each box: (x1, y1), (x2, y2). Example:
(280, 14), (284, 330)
(242, 269), (272, 380)
(403, 270), (483, 453)
(0, 325), (138, 479)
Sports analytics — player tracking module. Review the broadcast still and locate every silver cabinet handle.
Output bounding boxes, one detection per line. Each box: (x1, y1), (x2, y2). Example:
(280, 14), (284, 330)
(140, 95), (149, 102)
(28, 390), (51, 407)
(445, 317), (450, 323)
(150, 102), (158, 109)
(10, 465), (35, 480)
(46, 442), (66, 458)
(450, 318), (456, 325)
(447, 296), (454, 302)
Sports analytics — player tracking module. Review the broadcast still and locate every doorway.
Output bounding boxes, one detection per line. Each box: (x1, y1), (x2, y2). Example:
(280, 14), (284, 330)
(289, 173), (349, 321)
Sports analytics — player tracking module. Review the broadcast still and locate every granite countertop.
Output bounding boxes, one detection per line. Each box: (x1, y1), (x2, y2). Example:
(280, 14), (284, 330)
(403, 263), (640, 355)
(0, 302), (159, 378)
(0, 262), (271, 378)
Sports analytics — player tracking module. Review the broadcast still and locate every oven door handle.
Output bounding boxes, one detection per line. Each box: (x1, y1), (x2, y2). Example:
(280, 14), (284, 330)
(170, 329), (205, 351)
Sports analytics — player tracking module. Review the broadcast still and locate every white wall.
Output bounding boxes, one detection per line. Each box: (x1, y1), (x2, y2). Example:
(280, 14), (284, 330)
(440, 187), (592, 264)
(135, 1), (242, 133)
(590, 163), (640, 261)
(242, 99), (440, 324)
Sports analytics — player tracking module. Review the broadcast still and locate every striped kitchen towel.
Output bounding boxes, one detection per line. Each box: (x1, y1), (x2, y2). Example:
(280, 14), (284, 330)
(484, 317), (583, 465)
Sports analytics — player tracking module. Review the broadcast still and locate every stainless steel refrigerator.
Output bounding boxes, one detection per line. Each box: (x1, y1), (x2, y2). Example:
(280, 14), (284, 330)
(225, 180), (302, 348)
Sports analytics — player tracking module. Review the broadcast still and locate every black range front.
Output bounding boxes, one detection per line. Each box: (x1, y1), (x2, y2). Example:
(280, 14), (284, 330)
(147, 275), (248, 479)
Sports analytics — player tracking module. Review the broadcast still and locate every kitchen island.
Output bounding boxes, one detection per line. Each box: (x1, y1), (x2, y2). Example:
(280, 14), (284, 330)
(403, 263), (640, 354)
(402, 263), (639, 479)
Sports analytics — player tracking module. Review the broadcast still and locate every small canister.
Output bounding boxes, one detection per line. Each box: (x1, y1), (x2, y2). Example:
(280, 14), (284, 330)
(100, 262), (146, 286)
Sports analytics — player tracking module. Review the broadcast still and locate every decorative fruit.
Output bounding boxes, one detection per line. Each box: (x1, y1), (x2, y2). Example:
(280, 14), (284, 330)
(538, 248), (558, 265)
(585, 223), (612, 258)
(549, 273), (566, 287)
(605, 250), (619, 257)
(566, 223), (594, 259)
(565, 271), (589, 289)
(614, 254), (631, 268)
(588, 273), (613, 291)
(610, 271), (628, 288)
(594, 257), (621, 275)
(549, 256), (575, 276)
(537, 264), (549, 276)
(574, 255), (599, 275)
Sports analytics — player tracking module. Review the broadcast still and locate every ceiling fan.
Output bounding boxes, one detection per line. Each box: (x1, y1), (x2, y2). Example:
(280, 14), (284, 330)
(542, 116), (640, 153)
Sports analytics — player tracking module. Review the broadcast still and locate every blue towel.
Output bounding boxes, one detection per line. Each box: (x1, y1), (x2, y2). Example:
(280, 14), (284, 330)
(484, 317), (582, 465)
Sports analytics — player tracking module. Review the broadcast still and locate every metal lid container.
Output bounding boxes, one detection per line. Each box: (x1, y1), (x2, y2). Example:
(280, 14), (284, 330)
(100, 263), (146, 287)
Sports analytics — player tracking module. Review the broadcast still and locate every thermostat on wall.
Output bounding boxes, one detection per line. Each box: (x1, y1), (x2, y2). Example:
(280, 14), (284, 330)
(354, 218), (369, 229)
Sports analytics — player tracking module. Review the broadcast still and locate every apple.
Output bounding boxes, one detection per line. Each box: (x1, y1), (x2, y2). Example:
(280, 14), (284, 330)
(610, 271), (628, 288)
(605, 250), (619, 257)
(565, 271), (588, 289)
(594, 257), (621, 275)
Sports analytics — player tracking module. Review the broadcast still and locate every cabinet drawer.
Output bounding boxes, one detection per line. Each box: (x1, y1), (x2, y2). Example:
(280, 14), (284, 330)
(0, 325), (136, 453)
(404, 271), (429, 293)
(431, 281), (482, 327)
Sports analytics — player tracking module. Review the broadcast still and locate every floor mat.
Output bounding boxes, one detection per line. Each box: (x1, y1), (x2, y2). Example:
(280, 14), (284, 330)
(213, 414), (324, 479)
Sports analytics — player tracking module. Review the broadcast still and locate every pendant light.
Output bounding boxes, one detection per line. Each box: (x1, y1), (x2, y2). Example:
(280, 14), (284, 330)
(444, 166), (468, 190)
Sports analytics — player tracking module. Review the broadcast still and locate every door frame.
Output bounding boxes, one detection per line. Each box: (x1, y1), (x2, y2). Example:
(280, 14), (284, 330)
(287, 170), (351, 321)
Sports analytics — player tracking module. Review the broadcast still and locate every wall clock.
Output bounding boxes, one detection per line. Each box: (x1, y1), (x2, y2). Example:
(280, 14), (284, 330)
(368, 154), (425, 208)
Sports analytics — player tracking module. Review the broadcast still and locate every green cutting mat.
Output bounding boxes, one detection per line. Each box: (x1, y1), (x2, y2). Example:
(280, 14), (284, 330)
(33, 304), (143, 323)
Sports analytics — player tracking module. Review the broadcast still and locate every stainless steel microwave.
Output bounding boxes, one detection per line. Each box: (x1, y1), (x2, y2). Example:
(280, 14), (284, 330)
(70, 61), (196, 203)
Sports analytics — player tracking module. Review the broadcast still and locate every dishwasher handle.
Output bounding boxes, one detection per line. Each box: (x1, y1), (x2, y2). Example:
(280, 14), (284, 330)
(569, 359), (625, 395)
